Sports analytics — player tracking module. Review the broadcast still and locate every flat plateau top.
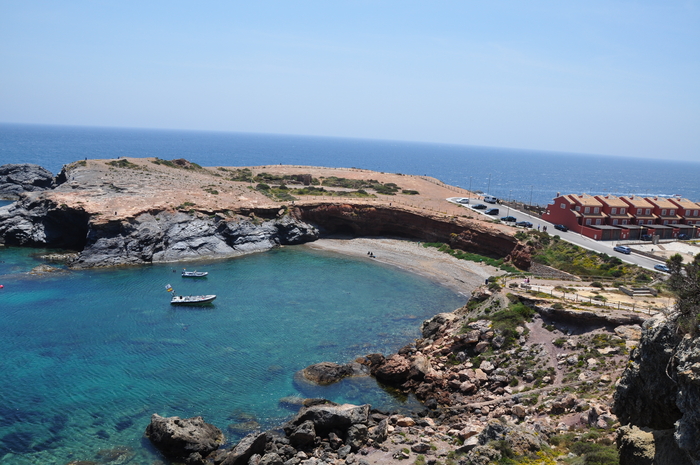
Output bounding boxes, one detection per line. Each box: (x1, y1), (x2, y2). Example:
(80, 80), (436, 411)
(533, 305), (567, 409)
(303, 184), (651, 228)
(42, 158), (507, 233)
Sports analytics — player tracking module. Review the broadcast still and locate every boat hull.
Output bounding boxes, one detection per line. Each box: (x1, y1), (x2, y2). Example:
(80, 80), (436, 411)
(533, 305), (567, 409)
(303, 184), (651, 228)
(170, 295), (217, 305)
(182, 271), (208, 277)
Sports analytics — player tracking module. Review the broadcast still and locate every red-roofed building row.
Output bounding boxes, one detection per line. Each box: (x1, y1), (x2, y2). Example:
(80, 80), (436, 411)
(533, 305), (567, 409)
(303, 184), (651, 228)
(542, 194), (700, 241)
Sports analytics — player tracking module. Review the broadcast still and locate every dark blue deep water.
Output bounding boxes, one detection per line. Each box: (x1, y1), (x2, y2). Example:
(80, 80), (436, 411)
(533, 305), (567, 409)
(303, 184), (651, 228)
(1, 123), (699, 463)
(2, 123), (700, 206)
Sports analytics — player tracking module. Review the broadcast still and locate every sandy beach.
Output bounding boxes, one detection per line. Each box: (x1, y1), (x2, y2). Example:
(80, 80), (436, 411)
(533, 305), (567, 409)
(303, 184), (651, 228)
(303, 236), (502, 297)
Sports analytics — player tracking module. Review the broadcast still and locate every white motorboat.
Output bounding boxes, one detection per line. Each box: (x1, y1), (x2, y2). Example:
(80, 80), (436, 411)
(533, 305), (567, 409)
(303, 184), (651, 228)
(170, 294), (217, 305)
(182, 270), (208, 277)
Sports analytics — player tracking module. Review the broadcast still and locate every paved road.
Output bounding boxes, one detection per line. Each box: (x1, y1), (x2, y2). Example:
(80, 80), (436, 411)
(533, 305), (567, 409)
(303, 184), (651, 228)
(447, 197), (667, 272)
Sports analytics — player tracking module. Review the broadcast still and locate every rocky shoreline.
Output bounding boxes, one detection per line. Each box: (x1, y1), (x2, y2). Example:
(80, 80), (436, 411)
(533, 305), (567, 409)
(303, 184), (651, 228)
(138, 282), (700, 465)
(3, 161), (700, 464)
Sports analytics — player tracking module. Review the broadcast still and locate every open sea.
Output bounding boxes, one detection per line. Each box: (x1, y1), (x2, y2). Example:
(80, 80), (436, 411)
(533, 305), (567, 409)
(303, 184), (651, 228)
(1, 123), (700, 464)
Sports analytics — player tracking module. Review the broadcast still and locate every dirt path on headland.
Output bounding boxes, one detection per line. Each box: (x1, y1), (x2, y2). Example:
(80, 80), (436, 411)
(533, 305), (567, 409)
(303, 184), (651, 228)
(303, 236), (502, 297)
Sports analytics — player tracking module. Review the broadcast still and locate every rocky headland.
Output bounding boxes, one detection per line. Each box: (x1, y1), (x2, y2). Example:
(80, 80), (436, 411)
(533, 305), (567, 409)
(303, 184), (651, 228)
(3, 159), (699, 464)
(0, 159), (528, 270)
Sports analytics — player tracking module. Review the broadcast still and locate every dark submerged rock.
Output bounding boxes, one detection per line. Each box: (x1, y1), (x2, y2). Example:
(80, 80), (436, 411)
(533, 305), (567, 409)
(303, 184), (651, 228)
(300, 361), (368, 385)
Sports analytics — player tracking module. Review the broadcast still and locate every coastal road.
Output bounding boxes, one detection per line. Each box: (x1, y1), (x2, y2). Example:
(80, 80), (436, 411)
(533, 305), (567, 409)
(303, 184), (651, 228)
(447, 197), (668, 273)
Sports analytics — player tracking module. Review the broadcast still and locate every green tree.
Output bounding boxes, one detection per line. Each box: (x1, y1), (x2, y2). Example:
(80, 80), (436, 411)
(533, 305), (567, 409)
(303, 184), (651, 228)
(667, 253), (700, 334)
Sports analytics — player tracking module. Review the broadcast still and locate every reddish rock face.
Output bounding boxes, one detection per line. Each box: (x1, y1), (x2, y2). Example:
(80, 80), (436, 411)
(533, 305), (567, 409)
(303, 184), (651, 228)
(294, 204), (531, 269)
(371, 354), (412, 384)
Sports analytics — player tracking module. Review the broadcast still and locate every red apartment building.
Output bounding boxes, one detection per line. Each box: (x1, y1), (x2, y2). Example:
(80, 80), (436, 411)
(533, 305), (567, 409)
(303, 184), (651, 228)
(543, 193), (700, 240)
(669, 197), (700, 226)
(618, 196), (657, 225)
(594, 195), (634, 226)
(542, 194), (618, 239)
(645, 196), (682, 226)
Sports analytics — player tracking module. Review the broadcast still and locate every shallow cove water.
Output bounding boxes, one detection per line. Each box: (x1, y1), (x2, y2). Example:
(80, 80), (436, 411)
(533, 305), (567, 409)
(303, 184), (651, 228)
(0, 245), (465, 464)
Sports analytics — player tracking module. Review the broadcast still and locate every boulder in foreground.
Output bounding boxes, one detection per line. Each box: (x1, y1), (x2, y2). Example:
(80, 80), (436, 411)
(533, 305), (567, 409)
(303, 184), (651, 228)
(145, 414), (224, 464)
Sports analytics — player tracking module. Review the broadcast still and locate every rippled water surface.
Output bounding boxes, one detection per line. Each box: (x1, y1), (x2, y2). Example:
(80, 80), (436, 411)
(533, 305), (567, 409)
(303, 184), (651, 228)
(0, 245), (465, 464)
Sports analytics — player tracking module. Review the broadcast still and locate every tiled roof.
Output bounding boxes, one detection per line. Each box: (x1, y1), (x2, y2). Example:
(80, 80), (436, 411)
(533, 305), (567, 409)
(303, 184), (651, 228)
(569, 194), (603, 207)
(619, 196), (654, 209)
(645, 197), (679, 209)
(594, 195), (628, 207)
(669, 198), (700, 210)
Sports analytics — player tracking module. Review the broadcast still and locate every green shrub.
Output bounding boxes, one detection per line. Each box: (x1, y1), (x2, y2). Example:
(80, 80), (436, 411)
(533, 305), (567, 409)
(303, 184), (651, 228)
(108, 159), (139, 169)
(570, 442), (619, 465)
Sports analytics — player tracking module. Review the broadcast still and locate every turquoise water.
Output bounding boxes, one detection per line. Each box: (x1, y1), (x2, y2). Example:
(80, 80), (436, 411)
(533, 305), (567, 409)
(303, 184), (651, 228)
(0, 245), (465, 464)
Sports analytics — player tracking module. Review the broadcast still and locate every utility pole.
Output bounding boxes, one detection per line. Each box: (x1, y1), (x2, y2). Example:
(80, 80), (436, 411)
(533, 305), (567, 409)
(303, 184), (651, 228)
(529, 185), (533, 208)
(487, 174), (491, 196)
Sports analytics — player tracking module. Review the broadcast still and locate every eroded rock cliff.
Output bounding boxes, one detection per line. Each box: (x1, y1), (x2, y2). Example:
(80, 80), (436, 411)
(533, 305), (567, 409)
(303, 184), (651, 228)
(294, 204), (527, 265)
(613, 314), (700, 464)
(0, 163), (55, 199)
(0, 197), (319, 267)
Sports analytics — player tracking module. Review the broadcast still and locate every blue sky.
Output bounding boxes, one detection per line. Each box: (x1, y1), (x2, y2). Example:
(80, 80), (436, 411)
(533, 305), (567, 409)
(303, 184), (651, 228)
(1, 1), (698, 160)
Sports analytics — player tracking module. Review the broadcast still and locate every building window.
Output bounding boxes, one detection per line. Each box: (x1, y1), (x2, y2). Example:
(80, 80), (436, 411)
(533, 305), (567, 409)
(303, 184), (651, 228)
(586, 219), (592, 225)
(662, 209), (667, 215)
(664, 220), (668, 225)
(623, 220), (628, 225)
(611, 207), (617, 214)
(584, 207), (589, 213)
(670, 209), (675, 215)
(695, 210), (698, 216)
(613, 219), (618, 225)
(596, 219), (601, 225)
(621, 208), (625, 214)
(575, 206), (581, 212)
(645, 208), (651, 215)
(637, 208), (642, 214)
(560, 203), (566, 209)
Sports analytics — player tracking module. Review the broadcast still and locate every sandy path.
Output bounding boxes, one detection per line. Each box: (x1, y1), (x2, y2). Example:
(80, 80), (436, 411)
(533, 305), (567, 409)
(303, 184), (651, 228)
(302, 236), (502, 297)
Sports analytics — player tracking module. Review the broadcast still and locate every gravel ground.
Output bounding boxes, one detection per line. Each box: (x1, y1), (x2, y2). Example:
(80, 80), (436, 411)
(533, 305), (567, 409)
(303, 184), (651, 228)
(303, 236), (503, 297)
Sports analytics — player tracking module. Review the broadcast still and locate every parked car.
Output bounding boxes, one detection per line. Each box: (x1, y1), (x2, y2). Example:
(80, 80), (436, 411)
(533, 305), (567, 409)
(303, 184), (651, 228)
(483, 195), (498, 204)
(500, 216), (517, 222)
(678, 233), (689, 240)
(455, 198), (470, 204)
(472, 204), (487, 210)
(553, 224), (568, 232)
(641, 234), (653, 241)
(515, 221), (533, 228)
(485, 208), (499, 215)
(613, 245), (631, 254)
(654, 264), (670, 273)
